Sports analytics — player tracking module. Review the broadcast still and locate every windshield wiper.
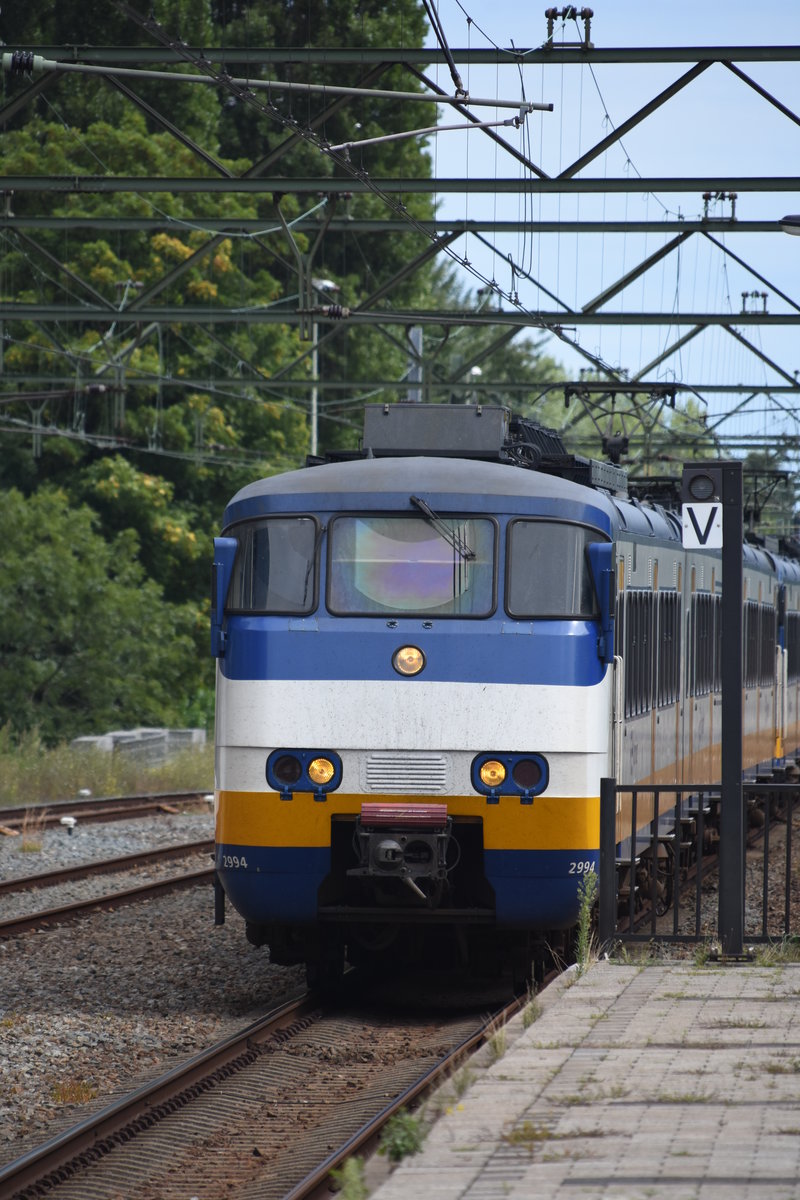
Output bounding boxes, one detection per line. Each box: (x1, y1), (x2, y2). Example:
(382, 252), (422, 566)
(410, 495), (475, 560)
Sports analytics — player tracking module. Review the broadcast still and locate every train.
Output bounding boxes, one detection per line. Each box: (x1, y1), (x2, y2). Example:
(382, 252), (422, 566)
(211, 402), (800, 986)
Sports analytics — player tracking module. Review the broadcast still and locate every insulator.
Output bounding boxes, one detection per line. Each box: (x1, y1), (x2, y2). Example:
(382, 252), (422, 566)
(9, 50), (36, 74)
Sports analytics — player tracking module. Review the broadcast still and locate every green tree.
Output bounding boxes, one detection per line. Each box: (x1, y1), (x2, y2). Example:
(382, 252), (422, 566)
(0, 488), (209, 743)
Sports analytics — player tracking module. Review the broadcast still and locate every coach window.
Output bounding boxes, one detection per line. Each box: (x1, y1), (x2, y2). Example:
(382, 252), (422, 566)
(788, 612), (800, 682)
(327, 515), (495, 616)
(226, 516), (318, 614)
(657, 591), (680, 707)
(506, 520), (602, 618)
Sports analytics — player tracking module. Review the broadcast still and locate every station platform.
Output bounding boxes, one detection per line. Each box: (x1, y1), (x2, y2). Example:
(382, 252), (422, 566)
(368, 957), (800, 1200)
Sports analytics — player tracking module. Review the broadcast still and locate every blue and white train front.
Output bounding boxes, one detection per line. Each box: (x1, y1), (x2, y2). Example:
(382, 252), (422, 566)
(211, 455), (616, 974)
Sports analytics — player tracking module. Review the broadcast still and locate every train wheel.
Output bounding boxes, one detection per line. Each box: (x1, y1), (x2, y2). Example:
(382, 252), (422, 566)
(305, 943), (345, 996)
(510, 936), (534, 995)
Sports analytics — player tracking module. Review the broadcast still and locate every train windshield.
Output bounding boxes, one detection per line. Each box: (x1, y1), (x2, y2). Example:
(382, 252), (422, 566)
(328, 515), (495, 616)
(226, 517), (318, 613)
(507, 520), (601, 618)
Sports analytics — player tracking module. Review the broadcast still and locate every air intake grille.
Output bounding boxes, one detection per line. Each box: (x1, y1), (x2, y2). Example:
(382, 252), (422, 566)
(364, 753), (449, 794)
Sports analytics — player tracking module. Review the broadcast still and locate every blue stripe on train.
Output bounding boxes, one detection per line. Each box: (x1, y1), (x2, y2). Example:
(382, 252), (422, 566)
(221, 619), (605, 687)
(216, 845), (598, 930)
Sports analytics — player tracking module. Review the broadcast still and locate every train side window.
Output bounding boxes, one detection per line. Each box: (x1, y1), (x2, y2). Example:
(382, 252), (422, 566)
(788, 611), (800, 682)
(688, 591), (717, 697)
(622, 588), (654, 717)
(656, 591), (680, 707)
(506, 520), (603, 618)
(225, 517), (319, 614)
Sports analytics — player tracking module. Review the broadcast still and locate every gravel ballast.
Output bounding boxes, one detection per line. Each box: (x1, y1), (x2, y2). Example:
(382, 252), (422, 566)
(0, 810), (304, 1165)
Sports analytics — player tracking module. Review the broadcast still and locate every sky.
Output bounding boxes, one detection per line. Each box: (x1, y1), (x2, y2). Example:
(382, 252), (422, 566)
(417, 1), (800, 456)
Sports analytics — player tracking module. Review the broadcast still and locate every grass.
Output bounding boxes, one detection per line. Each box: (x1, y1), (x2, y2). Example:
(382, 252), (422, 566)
(502, 1120), (606, 1154)
(50, 1078), (97, 1105)
(763, 1058), (800, 1075)
(378, 1111), (426, 1163)
(0, 725), (214, 807)
(19, 806), (49, 852)
(329, 1157), (368, 1200)
(522, 992), (543, 1029)
(754, 937), (800, 966)
(485, 1013), (508, 1061)
(574, 871), (599, 977)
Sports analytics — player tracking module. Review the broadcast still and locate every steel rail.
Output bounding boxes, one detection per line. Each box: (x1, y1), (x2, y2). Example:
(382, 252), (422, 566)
(0, 791), (210, 829)
(0, 992), (318, 1198)
(0, 868), (213, 937)
(0, 839), (213, 896)
(285, 990), (532, 1200)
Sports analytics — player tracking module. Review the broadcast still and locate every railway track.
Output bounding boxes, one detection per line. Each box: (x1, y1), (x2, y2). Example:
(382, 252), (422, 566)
(0, 839), (213, 897)
(0, 979), (529, 1200)
(0, 844), (214, 937)
(0, 791), (211, 833)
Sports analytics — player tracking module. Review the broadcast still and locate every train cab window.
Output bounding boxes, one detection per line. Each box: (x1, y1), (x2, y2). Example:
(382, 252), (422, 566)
(506, 520), (601, 618)
(226, 517), (318, 614)
(327, 515), (495, 617)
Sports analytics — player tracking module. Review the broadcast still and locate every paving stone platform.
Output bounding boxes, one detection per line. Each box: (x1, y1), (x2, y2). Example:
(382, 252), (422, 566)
(369, 959), (800, 1200)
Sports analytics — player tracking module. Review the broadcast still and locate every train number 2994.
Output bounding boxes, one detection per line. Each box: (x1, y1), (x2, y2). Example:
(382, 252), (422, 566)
(568, 861), (596, 875)
(222, 854), (248, 869)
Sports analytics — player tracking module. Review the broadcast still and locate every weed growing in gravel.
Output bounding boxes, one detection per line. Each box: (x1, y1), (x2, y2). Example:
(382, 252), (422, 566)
(707, 1017), (766, 1030)
(449, 1065), (476, 1098)
(764, 1058), (800, 1075)
(51, 1078), (97, 1105)
(502, 1121), (606, 1154)
(378, 1111), (426, 1162)
(19, 807), (48, 852)
(522, 992), (542, 1029)
(755, 937), (800, 966)
(486, 1014), (508, 1061)
(575, 871), (599, 977)
(329, 1156), (368, 1200)
(502, 1120), (554, 1151)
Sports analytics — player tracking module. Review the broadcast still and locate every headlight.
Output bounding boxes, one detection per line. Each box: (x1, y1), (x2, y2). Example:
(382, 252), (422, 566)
(393, 645), (426, 676)
(266, 749), (342, 795)
(472, 753), (549, 800)
(512, 758), (543, 790)
(272, 753), (302, 784)
(479, 759), (506, 788)
(308, 756), (335, 785)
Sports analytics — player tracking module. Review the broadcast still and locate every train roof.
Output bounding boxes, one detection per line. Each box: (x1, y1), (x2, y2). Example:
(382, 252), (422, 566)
(223, 406), (798, 568)
(224, 454), (618, 531)
(223, 455), (685, 549)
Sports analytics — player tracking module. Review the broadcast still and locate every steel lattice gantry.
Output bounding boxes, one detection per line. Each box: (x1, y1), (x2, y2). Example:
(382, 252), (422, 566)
(2, 24), (800, 463)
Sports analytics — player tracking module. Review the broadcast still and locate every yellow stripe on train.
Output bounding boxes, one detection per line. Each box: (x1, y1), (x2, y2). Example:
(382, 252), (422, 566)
(215, 790), (600, 852)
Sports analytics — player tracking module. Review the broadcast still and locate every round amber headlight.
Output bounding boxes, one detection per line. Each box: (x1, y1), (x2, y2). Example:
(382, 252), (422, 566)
(392, 645), (425, 676)
(479, 759), (506, 788)
(308, 757), (335, 785)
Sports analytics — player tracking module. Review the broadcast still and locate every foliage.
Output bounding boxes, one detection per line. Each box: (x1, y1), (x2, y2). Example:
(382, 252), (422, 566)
(0, 725), (214, 806)
(328, 1157), (368, 1200)
(378, 1110), (426, 1163)
(574, 870), (599, 977)
(0, 2), (570, 744)
(0, 488), (209, 744)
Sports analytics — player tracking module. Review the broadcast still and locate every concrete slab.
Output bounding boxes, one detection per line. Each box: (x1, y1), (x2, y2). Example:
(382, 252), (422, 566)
(368, 959), (800, 1199)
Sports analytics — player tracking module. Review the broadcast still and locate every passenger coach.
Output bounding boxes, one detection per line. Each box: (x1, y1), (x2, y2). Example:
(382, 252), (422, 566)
(211, 404), (800, 985)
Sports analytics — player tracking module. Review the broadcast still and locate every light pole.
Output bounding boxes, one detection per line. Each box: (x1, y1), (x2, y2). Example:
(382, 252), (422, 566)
(310, 277), (340, 457)
(780, 215), (800, 235)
